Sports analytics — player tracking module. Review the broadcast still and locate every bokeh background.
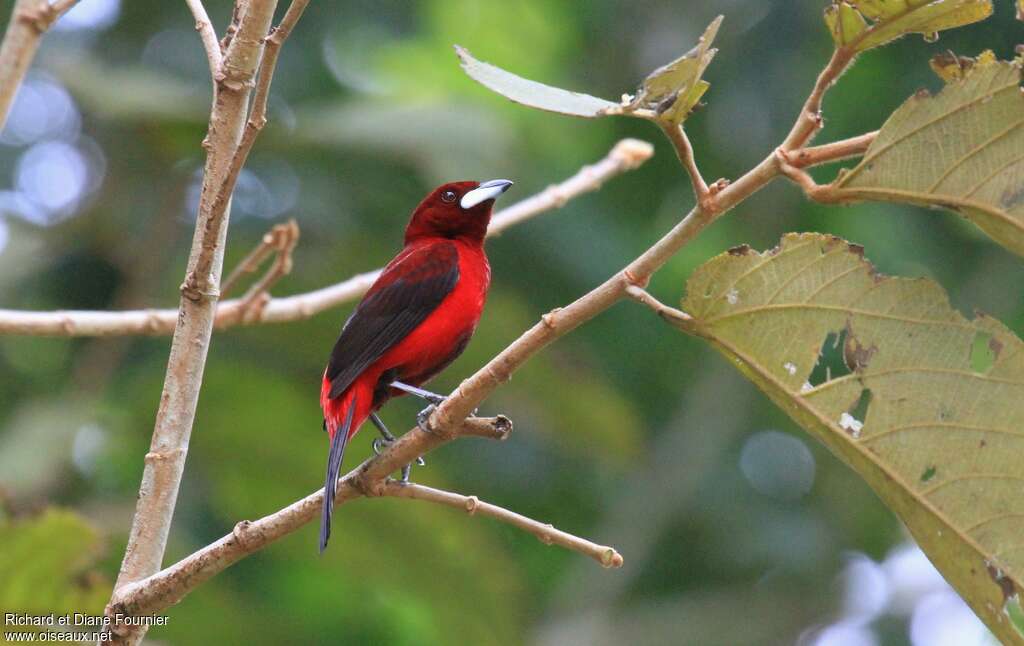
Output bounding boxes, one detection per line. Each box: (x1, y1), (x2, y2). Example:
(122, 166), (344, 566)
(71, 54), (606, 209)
(1, 1), (1021, 644)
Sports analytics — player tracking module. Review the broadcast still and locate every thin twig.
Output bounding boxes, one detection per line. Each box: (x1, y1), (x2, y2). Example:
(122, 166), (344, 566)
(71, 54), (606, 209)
(220, 219), (299, 298)
(790, 130), (877, 168)
(780, 47), (856, 152)
(660, 122), (710, 208)
(624, 285), (694, 328)
(184, 0), (222, 82)
(384, 482), (623, 568)
(186, 0), (312, 300)
(0, 139), (655, 337)
(0, 0), (81, 131)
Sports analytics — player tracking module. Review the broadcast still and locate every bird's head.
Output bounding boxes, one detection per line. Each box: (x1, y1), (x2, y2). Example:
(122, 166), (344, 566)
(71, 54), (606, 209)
(405, 179), (513, 244)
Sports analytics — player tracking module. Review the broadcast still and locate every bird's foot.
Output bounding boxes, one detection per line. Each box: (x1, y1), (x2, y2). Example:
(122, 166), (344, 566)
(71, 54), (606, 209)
(371, 414), (425, 483)
(416, 404), (439, 436)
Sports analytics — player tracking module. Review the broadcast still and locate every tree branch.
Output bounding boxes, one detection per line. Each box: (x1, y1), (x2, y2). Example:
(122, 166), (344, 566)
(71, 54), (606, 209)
(185, 0), (311, 300)
(624, 284), (693, 329)
(184, 0), (222, 82)
(0, 0), (80, 131)
(660, 122), (709, 204)
(788, 130), (877, 168)
(0, 138), (654, 337)
(220, 218), (299, 296)
(384, 482), (623, 568)
(104, 1), (282, 643)
(779, 47), (857, 152)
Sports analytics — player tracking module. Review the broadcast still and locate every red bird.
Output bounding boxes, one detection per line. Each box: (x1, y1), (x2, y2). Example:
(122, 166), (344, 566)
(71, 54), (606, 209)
(319, 179), (513, 552)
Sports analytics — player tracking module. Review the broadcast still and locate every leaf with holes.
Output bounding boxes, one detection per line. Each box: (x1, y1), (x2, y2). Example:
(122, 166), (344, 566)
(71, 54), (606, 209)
(454, 46), (620, 118)
(832, 56), (1024, 257)
(679, 233), (1024, 644)
(824, 0), (992, 51)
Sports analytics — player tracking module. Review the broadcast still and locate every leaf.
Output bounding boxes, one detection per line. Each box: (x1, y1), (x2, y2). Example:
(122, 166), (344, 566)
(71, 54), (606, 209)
(679, 233), (1024, 644)
(454, 45), (620, 118)
(626, 16), (722, 124)
(825, 2), (869, 48)
(626, 14), (724, 123)
(455, 16), (722, 125)
(824, 0), (993, 52)
(832, 57), (1024, 257)
(0, 509), (110, 615)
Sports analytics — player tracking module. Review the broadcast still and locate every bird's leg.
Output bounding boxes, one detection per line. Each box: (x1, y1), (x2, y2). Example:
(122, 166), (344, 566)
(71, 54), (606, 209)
(389, 381), (446, 405)
(369, 413), (396, 454)
(369, 413), (424, 483)
(391, 382), (480, 434)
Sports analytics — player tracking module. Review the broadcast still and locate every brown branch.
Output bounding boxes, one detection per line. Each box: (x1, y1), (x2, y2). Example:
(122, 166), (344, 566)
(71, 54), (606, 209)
(0, 139), (654, 337)
(220, 219), (299, 298)
(384, 482), (623, 568)
(0, 0), (80, 131)
(624, 285), (694, 329)
(104, 1), (283, 643)
(185, 0), (311, 301)
(184, 0), (222, 81)
(789, 130), (877, 168)
(107, 416), (522, 618)
(660, 122), (710, 208)
(780, 47), (857, 152)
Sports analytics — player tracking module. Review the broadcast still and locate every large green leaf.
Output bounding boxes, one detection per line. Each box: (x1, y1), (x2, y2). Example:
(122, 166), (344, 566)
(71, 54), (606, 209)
(679, 233), (1024, 643)
(833, 57), (1024, 257)
(824, 0), (993, 51)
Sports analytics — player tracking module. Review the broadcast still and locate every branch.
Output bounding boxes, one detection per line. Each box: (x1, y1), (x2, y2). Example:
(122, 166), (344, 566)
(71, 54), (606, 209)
(384, 482), (623, 568)
(660, 122), (709, 206)
(184, 0), (311, 300)
(624, 285), (694, 329)
(0, 0), (80, 131)
(789, 130), (877, 168)
(0, 138), (654, 337)
(184, 0), (222, 81)
(108, 417), (527, 618)
(220, 219), (299, 296)
(780, 47), (857, 152)
(105, 1), (283, 643)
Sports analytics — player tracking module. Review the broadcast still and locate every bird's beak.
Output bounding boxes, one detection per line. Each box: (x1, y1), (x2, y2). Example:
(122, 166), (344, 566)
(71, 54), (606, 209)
(460, 179), (514, 209)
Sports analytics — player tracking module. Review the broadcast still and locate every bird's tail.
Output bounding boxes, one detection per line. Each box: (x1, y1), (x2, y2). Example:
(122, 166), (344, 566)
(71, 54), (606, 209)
(320, 398), (355, 554)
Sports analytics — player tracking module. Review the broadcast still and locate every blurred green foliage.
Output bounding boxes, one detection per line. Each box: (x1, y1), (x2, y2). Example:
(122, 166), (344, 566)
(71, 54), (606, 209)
(0, 0), (1021, 644)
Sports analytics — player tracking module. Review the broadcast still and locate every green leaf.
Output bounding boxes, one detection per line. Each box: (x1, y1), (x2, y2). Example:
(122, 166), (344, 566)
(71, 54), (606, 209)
(454, 45), (620, 118)
(455, 16), (722, 125)
(626, 16), (722, 124)
(833, 57), (1024, 257)
(825, 2), (869, 48)
(0, 509), (110, 616)
(824, 0), (993, 52)
(681, 234), (1024, 644)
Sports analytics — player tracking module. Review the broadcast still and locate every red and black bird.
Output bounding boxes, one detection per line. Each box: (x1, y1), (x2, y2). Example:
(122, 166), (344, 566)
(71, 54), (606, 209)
(319, 179), (513, 552)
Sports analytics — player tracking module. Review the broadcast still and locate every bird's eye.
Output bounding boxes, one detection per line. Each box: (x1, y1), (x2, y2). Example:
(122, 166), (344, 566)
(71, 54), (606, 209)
(441, 190), (457, 203)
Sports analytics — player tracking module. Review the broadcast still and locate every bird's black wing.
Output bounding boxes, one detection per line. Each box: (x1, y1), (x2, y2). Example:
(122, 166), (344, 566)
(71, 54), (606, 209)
(325, 241), (459, 400)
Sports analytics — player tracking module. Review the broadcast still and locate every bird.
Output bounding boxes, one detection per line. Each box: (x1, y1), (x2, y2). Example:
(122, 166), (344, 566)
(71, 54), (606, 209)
(318, 178), (514, 553)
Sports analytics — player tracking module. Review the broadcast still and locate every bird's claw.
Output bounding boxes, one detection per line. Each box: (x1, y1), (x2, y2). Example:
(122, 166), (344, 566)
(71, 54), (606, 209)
(417, 404), (439, 436)
(373, 434), (426, 471)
